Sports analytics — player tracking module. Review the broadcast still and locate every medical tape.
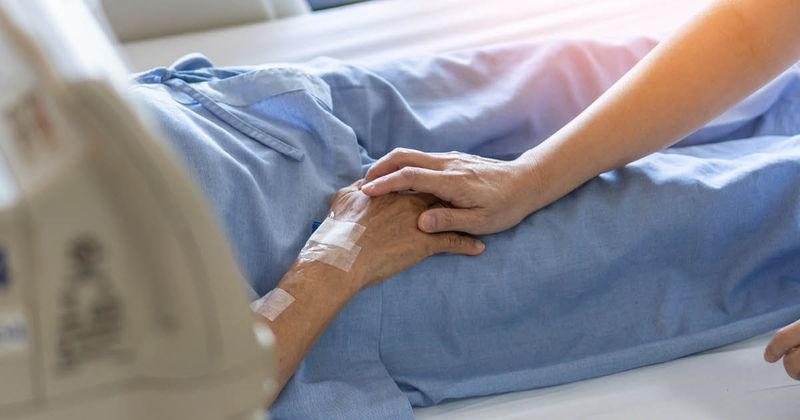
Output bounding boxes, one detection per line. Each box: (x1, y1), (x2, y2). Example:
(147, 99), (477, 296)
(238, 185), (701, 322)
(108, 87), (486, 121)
(298, 216), (366, 272)
(250, 288), (295, 321)
(309, 217), (365, 250)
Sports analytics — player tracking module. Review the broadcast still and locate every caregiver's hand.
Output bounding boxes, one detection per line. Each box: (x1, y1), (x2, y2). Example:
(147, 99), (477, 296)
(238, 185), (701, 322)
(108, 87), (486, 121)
(361, 149), (543, 235)
(764, 320), (800, 380)
(328, 180), (485, 288)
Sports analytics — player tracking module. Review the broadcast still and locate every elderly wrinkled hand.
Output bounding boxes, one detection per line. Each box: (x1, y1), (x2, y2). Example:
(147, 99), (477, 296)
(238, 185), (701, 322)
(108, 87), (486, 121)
(328, 179), (485, 289)
(764, 319), (800, 380)
(360, 148), (544, 235)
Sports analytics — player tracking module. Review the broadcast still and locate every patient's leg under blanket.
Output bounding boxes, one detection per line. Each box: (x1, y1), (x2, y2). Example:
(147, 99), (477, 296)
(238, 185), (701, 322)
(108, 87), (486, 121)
(314, 37), (800, 161)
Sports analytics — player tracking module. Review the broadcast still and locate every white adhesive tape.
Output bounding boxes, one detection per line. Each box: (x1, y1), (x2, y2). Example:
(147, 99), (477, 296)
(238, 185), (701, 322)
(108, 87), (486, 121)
(300, 242), (362, 272)
(299, 216), (365, 272)
(308, 217), (365, 250)
(250, 288), (295, 321)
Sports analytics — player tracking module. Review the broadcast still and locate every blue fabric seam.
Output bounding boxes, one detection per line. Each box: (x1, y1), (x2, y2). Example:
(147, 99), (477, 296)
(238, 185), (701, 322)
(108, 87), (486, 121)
(164, 79), (305, 161)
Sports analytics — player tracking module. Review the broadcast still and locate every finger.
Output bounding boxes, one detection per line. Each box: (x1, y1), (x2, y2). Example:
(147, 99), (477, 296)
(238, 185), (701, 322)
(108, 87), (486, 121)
(364, 148), (445, 184)
(418, 207), (482, 234)
(783, 348), (800, 380)
(432, 232), (485, 256)
(351, 178), (366, 189)
(765, 319), (800, 362)
(362, 167), (456, 200)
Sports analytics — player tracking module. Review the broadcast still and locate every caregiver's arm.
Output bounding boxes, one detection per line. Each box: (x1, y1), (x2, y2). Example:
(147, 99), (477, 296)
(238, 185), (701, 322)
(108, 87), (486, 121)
(257, 181), (484, 405)
(362, 0), (800, 235)
(517, 0), (800, 215)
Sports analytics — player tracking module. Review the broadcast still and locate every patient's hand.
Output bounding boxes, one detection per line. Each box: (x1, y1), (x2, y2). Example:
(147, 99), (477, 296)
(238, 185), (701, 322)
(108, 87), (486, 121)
(764, 319), (800, 380)
(261, 181), (483, 402)
(327, 180), (485, 289)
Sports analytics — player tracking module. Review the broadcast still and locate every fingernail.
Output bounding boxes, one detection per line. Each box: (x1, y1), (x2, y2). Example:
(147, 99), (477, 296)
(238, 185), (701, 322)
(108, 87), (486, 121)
(361, 182), (374, 192)
(420, 214), (436, 231)
(475, 241), (485, 252)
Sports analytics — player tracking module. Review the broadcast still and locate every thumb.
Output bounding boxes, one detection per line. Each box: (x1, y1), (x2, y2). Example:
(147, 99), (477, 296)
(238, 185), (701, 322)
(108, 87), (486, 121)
(433, 232), (485, 256)
(418, 207), (481, 234)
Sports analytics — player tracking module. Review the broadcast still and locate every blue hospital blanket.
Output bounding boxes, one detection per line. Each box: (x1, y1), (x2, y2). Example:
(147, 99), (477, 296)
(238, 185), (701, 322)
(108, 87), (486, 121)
(131, 38), (800, 419)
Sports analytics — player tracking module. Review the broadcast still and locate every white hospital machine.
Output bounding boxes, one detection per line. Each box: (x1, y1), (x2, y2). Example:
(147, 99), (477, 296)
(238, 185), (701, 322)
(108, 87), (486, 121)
(0, 0), (275, 419)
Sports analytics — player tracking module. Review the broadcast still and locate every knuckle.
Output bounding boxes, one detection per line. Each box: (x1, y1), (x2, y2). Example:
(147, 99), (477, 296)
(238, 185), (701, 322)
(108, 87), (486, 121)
(391, 148), (411, 159)
(399, 167), (417, 181)
(447, 234), (465, 248)
(460, 165), (480, 181)
(443, 157), (464, 170)
(441, 164), (458, 175)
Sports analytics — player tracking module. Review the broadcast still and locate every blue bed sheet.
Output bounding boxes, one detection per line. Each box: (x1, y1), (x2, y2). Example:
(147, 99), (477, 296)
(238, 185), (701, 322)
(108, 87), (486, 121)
(132, 38), (800, 419)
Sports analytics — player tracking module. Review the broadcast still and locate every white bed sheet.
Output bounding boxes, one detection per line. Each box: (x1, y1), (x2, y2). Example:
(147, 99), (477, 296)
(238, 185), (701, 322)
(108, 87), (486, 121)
(415, 334), (800, 419)
(120, 1), (800, 418)
(122, 0), (713, 70)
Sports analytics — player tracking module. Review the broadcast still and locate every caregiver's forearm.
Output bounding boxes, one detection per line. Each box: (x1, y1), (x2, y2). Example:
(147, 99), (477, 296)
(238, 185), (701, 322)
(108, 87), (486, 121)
(257, 259), (360, 406)
(519, 0), (800, 210)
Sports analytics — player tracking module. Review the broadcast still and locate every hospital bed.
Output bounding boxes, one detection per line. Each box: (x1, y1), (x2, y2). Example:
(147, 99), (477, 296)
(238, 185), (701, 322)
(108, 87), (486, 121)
(120, 0), (800, 418)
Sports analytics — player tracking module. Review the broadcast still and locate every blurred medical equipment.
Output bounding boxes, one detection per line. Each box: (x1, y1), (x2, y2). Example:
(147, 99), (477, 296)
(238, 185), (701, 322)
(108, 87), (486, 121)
(0, 0), (275, 419)
(96, 0), (309, 42)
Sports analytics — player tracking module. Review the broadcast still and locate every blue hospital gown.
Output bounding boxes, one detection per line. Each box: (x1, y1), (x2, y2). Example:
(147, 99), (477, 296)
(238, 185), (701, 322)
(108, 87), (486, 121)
(131, 38), (800, 419)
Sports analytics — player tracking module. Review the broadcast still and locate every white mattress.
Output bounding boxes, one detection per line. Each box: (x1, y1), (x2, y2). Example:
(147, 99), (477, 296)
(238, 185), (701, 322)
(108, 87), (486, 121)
(120, 1), (800, 418)
(122, 0), (713, 70)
